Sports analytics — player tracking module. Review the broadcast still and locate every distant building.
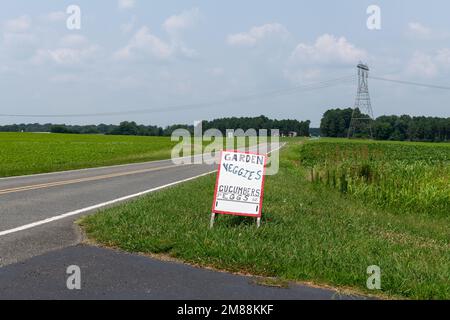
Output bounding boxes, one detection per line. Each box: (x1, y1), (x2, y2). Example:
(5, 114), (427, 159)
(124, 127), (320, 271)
(288, 131), (298, 137)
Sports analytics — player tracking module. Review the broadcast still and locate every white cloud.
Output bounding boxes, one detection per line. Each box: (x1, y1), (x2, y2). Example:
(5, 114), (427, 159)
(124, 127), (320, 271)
(207, 67), (225, 77)
(121, 16), (137, 34)
(0, 65), (12, 74)
(114, 17), (200, 62)
(284, 68), (321, 84)
(435, 49), (450, 66)
(3, 32), (37, 47)
(163, 8), (200, 35)
(289, 34), (366, 65)
(407, 22), (432, 39)
(406, 52), (437, 78)
(406, 50), (450, 78)
(284, 34), (366, 85)
(114, 26), (173, 61)
(44, 11), (66, 22)
(50, 74), (82, 83)
(33, 46), (100, 66)
(2, 16), (37, 60)
(3, 15), (31, 33)
(118, 0), (135, 10)
(407, 22), (449, 40)
(2, 32), (38, 60)
(60, 35), (88, 47)
(32, 36), (99, 66)
(176, 43), (197, 58)
(227, 23), (289, 47)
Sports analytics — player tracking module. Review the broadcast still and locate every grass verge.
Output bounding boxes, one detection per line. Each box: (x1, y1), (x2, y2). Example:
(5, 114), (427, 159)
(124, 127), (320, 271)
(80, 141), (450, 299)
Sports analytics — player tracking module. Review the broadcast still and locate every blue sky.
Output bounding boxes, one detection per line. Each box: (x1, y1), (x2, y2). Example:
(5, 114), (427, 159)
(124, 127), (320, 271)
(0, 0), (449, 126)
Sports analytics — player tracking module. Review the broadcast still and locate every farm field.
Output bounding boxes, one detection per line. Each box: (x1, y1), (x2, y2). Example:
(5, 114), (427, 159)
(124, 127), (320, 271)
(0, 132), (258, 177)
(300, 138), (450, 217)
(81, 138), (450, 299)
(0, 133), (177, 177)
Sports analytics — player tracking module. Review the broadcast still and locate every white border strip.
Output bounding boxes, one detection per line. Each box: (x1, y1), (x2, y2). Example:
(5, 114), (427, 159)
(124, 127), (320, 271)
(0, 171), (215, 237)
(0, 143), (285, 237)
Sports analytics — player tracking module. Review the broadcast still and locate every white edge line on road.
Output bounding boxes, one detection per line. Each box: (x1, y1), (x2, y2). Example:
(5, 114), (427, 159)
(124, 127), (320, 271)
(0, 143), (285, 237)
(0, 171), (216, 237)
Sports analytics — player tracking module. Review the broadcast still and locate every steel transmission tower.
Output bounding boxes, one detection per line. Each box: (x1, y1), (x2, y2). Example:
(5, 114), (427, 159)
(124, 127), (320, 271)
(348, 63), (375, 138)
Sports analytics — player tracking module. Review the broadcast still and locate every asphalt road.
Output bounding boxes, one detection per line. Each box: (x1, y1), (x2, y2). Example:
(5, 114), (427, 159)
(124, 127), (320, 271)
(0, 154), (217, 266)
(0, 143), (366, 299)
(0, 245), (362, 300)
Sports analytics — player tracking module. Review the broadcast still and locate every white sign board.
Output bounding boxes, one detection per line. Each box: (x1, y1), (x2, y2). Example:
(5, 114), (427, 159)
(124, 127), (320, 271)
(212, 151), (267, 217)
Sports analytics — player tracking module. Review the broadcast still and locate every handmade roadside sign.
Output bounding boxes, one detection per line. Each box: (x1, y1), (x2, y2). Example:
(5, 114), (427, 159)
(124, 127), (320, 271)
(210, 150), (267, 228)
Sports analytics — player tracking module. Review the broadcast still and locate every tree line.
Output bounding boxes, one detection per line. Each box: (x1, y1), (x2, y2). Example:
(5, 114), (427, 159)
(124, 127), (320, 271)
(320, 108), (450, 142)
(202, 115), (310, 136)
(0, 115), (311, 137)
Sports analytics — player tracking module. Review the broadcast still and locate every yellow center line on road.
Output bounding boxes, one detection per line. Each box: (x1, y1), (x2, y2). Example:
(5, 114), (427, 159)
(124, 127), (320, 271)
(0, 164), (190, 196)
(0, 144), (278, 196)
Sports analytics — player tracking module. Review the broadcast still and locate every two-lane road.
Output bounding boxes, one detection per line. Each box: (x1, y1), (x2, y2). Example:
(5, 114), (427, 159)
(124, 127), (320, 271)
(0, 143), (365, 299)
(0, 143), (280, 266)
(0, 153), (219, 266)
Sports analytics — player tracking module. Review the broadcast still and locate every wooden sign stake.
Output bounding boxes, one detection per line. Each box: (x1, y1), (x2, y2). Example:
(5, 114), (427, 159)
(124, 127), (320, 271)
(209, 213), (216, 229)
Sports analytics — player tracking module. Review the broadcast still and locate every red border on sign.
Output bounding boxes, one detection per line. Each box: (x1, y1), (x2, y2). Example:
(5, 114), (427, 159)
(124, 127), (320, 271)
(211, 149), (267, 218)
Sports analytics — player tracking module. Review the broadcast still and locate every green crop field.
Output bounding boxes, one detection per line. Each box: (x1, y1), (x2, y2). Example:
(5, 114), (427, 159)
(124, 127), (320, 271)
(81, 138), (450, 299)
(0, 132), (259, 177)
(300, 138), (450, 217)
(0, 133), (178, 177)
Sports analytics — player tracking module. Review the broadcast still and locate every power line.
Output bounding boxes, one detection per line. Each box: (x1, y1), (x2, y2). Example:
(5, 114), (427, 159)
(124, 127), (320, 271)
(2, 74), (448, 119)
(0, 75), (355, 118)
(370, 76), (450, 91)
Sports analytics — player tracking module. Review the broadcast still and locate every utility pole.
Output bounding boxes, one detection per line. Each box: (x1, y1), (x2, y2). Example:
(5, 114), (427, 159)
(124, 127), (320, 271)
(348, 63), (375, 139)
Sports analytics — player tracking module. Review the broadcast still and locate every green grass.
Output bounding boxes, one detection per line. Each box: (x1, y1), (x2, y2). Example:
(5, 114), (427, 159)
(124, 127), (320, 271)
(300, 138), (450, 165)
(0, 132), (262, 177)
(300, 138), (450, 217)
(81, 140), (450, 299)
(0, 133), (177, 177)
